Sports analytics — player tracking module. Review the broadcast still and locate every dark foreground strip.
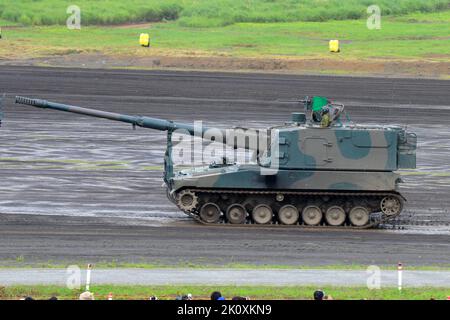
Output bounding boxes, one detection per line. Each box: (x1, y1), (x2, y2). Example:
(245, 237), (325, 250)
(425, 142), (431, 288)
(0, 300), (446, 318)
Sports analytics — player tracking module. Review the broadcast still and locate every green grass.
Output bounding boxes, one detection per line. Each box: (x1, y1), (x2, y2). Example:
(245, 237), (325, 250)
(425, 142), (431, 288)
(0, 9), (448, 77)
(0, 0), (182, 26)
(2, 260), (450, 271)
(1, 11), (449, 62)
(393, 8), (450, 22)
(0, 0), (448, 27)
(2, 284), (449, 300)
(177, 0), (450, 27)
(0, 18), (17, 26)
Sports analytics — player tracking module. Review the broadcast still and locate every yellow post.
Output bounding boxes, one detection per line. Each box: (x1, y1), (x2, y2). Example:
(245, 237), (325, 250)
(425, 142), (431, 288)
(329, 40), (340, 53)
(139, 33), (150, 47)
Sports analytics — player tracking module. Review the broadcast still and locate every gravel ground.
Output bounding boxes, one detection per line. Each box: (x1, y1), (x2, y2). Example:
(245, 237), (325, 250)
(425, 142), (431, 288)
(1, 268), (449, 287)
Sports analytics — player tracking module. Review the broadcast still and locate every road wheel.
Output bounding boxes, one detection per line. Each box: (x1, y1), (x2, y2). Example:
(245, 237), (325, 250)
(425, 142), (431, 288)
(199, 203), (221, 224)
(226, 204), (247, 224)
(302, 205), (323, 226)
(252, 204), (273, 224)
(278, 205), (299, 225)
(325, 206), (346, 226)
(349, 206), (370, 226)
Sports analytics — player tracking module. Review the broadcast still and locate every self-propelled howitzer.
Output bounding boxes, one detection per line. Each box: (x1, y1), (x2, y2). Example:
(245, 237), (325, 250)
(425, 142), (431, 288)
(15, 95), (417, 228)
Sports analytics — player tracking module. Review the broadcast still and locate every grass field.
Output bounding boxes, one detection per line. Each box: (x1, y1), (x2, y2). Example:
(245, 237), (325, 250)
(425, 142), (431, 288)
(0, 0), (448, 27)
(2, 284), (449, 300)
(0, 3), (448, 77)
(3, 259), (450, 271)
(1, 11), (449, 61)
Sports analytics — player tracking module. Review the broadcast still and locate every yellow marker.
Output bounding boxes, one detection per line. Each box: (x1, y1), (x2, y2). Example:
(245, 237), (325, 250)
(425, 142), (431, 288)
(329, 40), (340, 53)
(139, 33), (150, 47)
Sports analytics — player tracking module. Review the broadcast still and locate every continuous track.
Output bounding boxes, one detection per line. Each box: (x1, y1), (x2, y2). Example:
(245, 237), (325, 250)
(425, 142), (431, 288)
(177, 189), (404, 229)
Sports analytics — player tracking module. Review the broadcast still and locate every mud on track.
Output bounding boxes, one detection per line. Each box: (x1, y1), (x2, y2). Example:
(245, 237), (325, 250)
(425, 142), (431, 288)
(0, 66), (449, 266)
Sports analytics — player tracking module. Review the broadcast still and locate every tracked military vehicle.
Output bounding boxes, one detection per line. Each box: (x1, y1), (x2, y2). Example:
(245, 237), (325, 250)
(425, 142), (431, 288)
(15, 96), (417, 228)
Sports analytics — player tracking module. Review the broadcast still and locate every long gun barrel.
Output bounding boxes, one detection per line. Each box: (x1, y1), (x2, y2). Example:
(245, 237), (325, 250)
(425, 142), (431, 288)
(15, 96), (265, 151)
(16, 96), (207, 134)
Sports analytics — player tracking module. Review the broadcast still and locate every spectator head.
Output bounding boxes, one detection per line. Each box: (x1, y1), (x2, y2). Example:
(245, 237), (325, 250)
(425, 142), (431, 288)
(48, 296), (58, 300)
(210, 291), (222, 300)
(232, 296), (247, 300)
(313, 290), (325, 300)
(187, 293), (193, 300)
(24, 296), (34, 301)
(149, 296), (158, 300)
(324, 295), (333, 300)
(79, 291), (94, 300)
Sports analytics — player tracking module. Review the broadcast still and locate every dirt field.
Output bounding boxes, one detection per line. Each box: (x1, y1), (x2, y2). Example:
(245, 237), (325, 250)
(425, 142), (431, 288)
(2, 53), (448, 79)
(0, 66), (449, 267)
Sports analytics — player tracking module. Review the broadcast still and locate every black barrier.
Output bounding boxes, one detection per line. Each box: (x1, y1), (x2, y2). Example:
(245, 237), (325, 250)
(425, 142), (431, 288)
(0, 300), (448, 319)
